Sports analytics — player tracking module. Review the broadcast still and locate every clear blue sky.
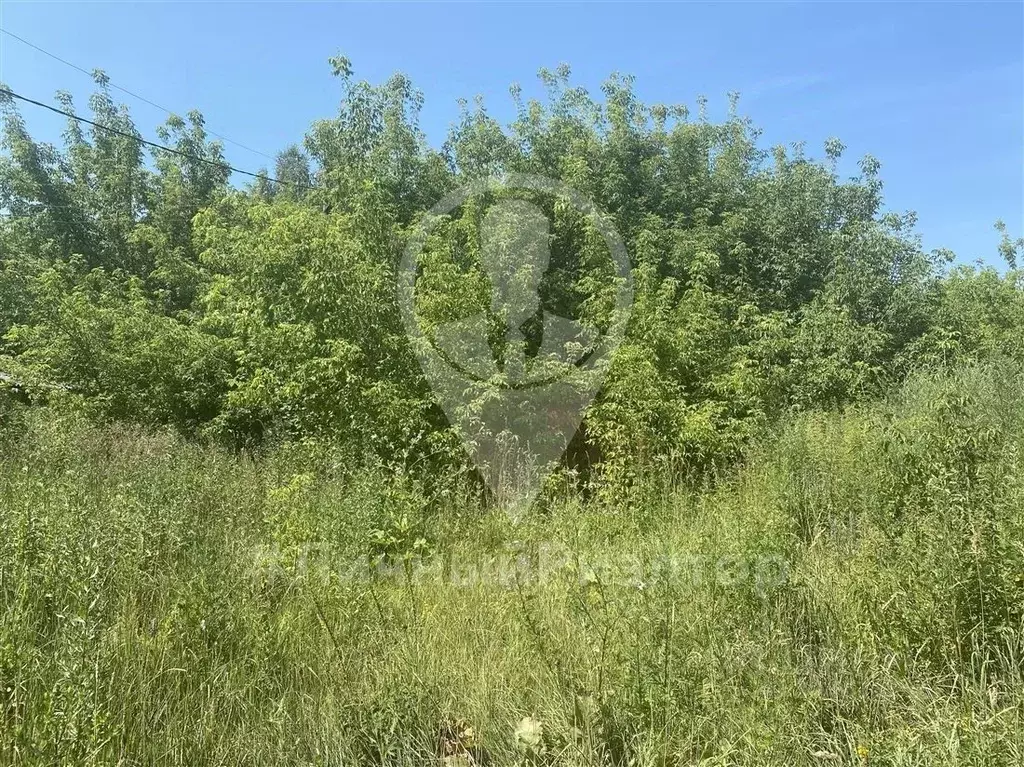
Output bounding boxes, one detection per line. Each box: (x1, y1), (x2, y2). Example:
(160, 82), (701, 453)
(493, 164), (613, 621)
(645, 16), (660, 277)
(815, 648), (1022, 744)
(1, 1), (1021, 263)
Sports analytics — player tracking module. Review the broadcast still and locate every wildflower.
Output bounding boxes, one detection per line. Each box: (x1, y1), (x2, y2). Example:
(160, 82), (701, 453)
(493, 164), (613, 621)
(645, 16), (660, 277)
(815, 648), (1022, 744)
(514, 716), (545, 756)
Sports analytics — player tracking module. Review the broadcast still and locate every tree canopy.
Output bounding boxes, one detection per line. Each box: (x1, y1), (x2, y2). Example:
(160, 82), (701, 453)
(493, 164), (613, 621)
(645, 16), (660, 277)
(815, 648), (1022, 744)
(2, 61), (1022, 490)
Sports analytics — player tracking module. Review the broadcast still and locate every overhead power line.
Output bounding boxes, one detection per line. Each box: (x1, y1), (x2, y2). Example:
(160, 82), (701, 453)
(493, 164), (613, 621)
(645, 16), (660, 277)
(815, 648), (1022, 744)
(0, 86), (312, 190)
(0, 26), (275, 161)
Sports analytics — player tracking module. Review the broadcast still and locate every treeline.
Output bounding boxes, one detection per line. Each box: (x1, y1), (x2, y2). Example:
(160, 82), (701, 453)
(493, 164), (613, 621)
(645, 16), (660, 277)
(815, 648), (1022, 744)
(1, 60), (1022, 487)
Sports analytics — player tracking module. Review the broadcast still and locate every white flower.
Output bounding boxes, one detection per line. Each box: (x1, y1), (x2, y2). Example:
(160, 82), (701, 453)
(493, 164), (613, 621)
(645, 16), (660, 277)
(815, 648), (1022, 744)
(514, 716), (545, 755)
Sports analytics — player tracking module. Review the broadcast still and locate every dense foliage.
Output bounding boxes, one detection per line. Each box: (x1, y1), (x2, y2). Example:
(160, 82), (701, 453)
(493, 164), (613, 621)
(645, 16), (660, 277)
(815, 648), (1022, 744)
(3, 58), (1024, 766)
(4, 61), (1021, 490)
(2, 362), (1023, 765)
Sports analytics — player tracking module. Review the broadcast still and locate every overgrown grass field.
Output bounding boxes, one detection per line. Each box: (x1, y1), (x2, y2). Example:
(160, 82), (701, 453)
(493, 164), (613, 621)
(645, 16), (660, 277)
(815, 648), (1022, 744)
(2, 361), (1023, 766)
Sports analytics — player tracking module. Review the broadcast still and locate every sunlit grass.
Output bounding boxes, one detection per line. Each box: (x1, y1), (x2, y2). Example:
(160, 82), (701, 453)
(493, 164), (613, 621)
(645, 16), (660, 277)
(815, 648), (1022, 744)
(1, 362), (1022, 765)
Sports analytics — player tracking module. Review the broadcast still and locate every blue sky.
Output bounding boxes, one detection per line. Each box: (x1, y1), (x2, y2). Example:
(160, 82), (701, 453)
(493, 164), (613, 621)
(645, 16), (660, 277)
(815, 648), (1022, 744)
(1, 1), (1021, 263)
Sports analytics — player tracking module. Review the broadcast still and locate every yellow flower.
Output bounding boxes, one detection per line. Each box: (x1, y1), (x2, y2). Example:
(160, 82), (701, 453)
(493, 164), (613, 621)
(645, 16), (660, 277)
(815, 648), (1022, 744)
(856, 744), (870, 762)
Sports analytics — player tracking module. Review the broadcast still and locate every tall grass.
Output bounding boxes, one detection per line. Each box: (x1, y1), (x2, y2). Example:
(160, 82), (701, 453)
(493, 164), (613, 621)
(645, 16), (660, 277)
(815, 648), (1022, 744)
(1, 361), (1022, 765)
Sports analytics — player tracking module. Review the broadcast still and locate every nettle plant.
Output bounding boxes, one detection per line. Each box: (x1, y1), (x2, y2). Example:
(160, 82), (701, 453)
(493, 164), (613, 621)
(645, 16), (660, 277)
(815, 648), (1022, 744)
(365, 480), (437, 578)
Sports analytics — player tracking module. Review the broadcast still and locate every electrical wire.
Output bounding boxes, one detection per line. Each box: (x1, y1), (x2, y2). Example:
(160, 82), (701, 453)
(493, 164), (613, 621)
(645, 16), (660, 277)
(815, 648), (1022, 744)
(0, 86), (312, 190)
(0, 26), (275, 161)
